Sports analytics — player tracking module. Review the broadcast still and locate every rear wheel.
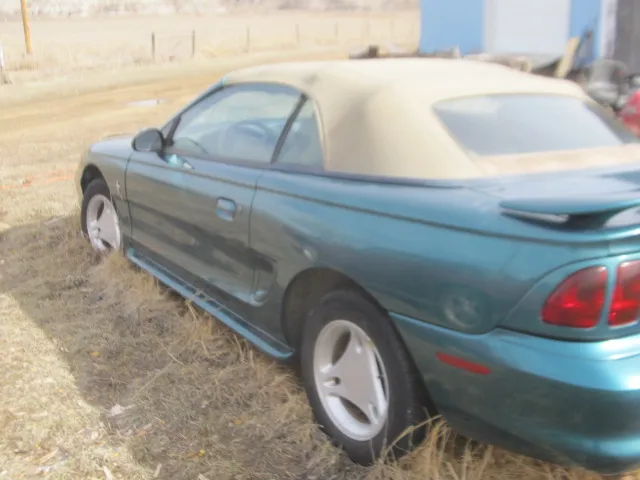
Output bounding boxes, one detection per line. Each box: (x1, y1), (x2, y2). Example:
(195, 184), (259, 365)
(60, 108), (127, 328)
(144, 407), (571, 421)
(300, 290), (428, 465)
(81, 179), (122, 253)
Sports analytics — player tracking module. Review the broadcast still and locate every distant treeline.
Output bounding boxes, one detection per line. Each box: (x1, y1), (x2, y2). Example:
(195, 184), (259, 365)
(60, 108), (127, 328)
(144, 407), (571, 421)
(0, 0), (418, 18)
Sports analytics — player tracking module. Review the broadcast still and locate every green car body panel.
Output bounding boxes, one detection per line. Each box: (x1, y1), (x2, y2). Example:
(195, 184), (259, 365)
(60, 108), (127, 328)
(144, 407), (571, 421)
(76, 72), (640, 475)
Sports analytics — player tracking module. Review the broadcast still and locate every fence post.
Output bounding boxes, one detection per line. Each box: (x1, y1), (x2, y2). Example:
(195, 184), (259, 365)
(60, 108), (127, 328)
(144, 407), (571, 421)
(151, 32), (156, 61)
(191, 30), (196, 58)
(20, 0), (32, 54)
(0, 44), (10, 85)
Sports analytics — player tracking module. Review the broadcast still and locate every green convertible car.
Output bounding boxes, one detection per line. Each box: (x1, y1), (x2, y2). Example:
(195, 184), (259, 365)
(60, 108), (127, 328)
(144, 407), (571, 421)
(76, 57), (640, 474)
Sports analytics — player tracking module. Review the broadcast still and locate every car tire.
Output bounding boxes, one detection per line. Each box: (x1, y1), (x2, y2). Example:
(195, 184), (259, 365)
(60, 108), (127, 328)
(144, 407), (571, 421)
(81, 178), (122, 253)
(300, 290), (429, 465)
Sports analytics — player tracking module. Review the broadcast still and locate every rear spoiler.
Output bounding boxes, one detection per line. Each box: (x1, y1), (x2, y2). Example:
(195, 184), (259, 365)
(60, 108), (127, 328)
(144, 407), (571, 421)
(500, 194), (640, 228)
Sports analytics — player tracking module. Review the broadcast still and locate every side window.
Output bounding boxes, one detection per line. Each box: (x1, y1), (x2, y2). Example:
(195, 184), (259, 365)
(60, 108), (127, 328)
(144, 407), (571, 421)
(169, 84), (302, 163)
(275, 99), (324, 168)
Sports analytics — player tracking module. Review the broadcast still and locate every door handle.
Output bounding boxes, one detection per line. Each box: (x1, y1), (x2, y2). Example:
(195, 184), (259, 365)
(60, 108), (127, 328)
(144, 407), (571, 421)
(216, 198), (239, 221)
(166, 154), (193, 170)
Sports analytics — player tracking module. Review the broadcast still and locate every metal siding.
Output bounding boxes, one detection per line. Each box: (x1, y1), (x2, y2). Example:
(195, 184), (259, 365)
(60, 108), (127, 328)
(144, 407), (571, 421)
(599, 0), (618, 57)
(484, 0), (572, 54)
(614, 0), (640, 73)
(419, 0), (483, 55)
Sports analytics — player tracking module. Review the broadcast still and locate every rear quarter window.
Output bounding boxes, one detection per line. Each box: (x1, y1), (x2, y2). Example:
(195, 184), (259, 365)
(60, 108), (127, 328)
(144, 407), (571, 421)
(433, 94), (638, 157)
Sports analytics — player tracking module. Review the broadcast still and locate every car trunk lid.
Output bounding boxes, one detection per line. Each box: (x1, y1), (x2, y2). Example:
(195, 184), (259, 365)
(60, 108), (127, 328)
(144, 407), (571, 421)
(475, 144), (640, 231)
(478, 143), (640, 178)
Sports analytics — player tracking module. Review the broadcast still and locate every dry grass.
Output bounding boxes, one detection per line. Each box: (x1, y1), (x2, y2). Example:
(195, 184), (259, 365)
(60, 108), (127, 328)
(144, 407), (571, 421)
(0, 11), (419, 83)
(0, 49), (637, 480)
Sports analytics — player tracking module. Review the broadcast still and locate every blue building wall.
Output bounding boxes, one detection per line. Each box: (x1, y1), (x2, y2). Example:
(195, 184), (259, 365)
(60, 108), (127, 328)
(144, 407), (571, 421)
(419, 0), (604, 57)
(419, 0), (484, 54)
(569, 0), (601, 64)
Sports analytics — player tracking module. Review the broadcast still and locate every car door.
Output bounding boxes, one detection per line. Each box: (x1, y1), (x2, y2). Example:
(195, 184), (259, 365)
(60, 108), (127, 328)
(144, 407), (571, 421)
(126, 82), (304, 308)
(246, 98), (328, 338)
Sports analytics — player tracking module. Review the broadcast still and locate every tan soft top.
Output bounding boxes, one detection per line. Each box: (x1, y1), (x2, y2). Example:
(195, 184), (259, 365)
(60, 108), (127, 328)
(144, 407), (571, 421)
(224, 58), (600, 180)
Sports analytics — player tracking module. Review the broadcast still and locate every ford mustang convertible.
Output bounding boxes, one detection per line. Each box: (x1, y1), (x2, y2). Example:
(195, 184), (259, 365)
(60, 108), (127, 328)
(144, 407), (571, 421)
(76, 58), (640, 474)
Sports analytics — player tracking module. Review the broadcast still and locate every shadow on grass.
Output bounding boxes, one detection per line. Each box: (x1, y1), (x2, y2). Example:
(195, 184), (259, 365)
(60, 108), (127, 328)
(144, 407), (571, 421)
(0, 214), (607, 480)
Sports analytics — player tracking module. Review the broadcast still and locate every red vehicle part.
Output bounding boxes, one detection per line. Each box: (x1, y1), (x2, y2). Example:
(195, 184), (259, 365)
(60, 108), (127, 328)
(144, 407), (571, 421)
(619, 90), (640, 137)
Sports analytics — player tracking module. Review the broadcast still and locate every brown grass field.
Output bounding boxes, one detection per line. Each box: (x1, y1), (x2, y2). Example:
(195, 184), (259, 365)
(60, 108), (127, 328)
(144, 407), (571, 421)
(0, 13), (637, 480)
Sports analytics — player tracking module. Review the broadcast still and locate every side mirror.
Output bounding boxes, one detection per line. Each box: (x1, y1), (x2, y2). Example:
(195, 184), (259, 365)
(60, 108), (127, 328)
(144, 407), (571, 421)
(132, 128), (165, 153)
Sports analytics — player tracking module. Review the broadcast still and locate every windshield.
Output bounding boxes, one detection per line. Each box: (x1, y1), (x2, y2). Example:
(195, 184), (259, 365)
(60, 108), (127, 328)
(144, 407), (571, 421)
(433, 94), (638, 157)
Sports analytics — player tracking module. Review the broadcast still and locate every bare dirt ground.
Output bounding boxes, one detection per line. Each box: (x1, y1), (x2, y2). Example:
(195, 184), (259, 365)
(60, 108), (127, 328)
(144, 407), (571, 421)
(0, 42), (635, 480)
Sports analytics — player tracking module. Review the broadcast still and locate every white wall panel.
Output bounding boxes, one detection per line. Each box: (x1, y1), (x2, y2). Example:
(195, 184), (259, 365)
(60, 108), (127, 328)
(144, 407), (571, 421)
(484, 0), (572, 54)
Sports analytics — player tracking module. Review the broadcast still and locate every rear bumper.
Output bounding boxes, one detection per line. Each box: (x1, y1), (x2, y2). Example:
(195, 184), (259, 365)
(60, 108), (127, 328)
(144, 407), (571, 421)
(392, 312), (640, 474)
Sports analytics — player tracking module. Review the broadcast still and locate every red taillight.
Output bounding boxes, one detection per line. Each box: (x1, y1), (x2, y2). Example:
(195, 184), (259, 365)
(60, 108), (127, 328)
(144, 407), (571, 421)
(609, 260), (640, 326)
(542, 266), (607, 328)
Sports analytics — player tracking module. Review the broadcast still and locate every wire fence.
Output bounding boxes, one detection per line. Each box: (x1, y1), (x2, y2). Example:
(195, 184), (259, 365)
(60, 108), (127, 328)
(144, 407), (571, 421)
(0, 11), (421, 80)
(152, 32), (196, 62)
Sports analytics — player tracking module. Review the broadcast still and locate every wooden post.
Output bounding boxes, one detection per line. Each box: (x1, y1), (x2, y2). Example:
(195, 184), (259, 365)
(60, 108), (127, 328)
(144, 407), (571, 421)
(0, 43), (10, 84)
(151, 32), (156, 61)
(191, 29), (196, 57)
(20, 0), (32, 54)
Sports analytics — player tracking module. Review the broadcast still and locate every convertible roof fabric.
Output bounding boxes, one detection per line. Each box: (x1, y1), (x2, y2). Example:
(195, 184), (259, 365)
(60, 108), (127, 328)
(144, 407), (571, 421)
(224, 58), (638, 180)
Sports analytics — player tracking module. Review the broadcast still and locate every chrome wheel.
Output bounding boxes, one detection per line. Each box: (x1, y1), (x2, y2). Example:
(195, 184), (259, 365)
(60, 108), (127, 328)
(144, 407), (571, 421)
(85, 194), (121, 252)
(313, 319), (389, 442)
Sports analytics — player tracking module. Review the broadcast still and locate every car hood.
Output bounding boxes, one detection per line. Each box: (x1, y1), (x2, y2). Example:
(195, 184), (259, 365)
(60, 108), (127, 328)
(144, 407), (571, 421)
(89, 133), (135, 157)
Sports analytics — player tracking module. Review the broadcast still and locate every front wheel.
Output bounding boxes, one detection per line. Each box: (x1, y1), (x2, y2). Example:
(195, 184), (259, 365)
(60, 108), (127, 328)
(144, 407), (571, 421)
(80, 178), (122, 253)
(300, 290), (429, 465)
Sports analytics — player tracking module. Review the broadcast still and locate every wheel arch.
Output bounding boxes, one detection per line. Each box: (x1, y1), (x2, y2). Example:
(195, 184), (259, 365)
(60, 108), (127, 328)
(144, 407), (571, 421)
(281, 266), (439, 416)
(80, 164), (106, 193)
(280, 267), (382, 351)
